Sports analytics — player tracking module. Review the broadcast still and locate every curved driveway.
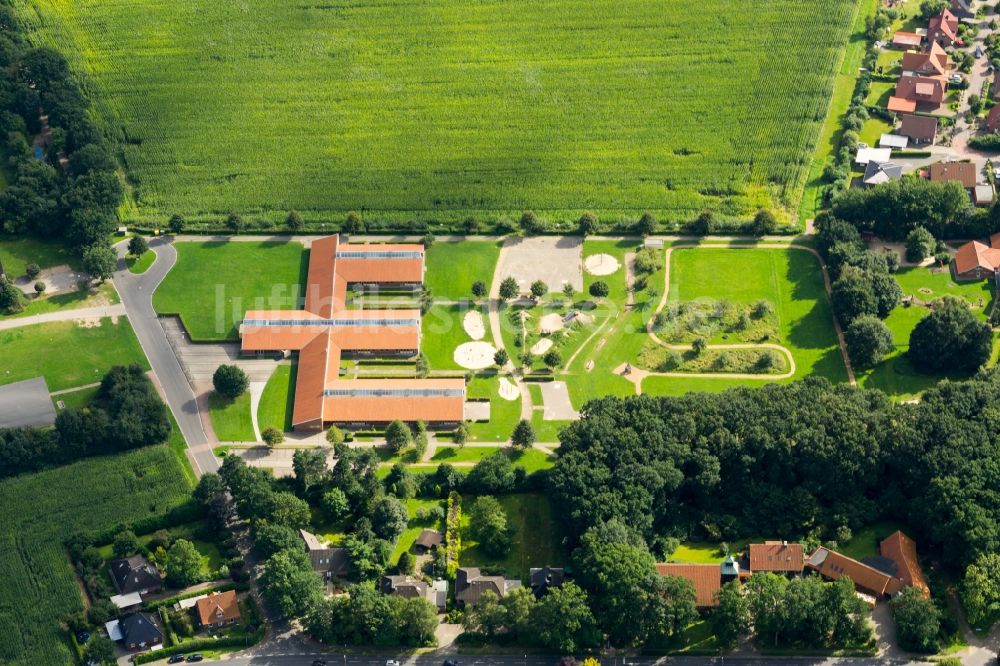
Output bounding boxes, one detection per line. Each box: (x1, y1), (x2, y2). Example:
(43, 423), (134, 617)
(113, 238), (217, 476)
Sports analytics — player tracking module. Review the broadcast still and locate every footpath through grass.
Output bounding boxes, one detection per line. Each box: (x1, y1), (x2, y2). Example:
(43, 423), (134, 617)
(0, 317), (149, 391)
(0, 446), (192, 665)
(153, 241), (307, 341)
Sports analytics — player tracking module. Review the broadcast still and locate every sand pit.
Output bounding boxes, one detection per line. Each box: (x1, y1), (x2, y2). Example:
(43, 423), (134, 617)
(585, 253), (620, 276)
(498, 377), (519, 401)
(463, 310), (486, 340)
(539, 313), (564, 333)
(530, 338), (553, 355)
(454, 341), (497, 370)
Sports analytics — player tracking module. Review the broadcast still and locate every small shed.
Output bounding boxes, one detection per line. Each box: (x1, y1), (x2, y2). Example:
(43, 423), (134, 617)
(879, 133), (909, 149)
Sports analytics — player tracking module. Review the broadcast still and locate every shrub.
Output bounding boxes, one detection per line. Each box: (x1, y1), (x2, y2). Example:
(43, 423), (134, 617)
(25, 262), (40, 280)
(589, 281), (609, 298)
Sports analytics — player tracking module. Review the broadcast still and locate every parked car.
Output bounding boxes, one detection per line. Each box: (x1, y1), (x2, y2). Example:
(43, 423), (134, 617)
(167, 656), (186, 665)
(387, 660), (401, 666)
(951, 73), (964, 83)
(187, 656), (204, 663)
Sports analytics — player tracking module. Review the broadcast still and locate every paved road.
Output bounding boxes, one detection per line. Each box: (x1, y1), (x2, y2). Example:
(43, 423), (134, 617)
(217, 653), (935, 666)
(0, 303), (126, 330)
(112, 238), (217, 475)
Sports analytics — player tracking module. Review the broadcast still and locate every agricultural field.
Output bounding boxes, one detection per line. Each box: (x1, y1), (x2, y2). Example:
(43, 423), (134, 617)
(0, 446), (192, 665)
(14, 0), (860, 225)
(0, 317), (149, 391)
(153, 241), (307, 341)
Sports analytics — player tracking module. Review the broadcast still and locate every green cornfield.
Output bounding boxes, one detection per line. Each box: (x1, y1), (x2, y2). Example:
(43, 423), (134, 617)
(0, 446), (192, 665)
(11, 0), (860, 224)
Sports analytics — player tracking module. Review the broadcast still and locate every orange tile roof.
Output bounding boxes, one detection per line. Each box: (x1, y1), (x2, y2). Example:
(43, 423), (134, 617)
(749, 542), (804, 573)
(897, 75), (947, 104)
(888, 96), (918, 113)
(656, 563), (721, 607)
(195, 590), (240, 626)
(892, 32), (923, 48)
(880, 531), (930, 597)
(953, 240), (1000, 276)
(806, 548), (896, 597)
(246, 235), (462, 428)
(929, 161), (977, 188)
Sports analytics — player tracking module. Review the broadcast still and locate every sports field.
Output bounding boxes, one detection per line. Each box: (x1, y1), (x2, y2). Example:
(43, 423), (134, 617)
(13, 0), (860, 225)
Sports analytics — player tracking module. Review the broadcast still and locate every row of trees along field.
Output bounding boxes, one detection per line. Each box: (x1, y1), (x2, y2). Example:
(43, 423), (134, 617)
(0, 5), (122, 277)
(0, 365), (171, 477)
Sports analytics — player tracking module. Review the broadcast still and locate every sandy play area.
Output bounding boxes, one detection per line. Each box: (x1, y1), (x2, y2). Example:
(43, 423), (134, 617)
(585, 253), (620, 276)
(498, 377), (519, 401)
(530, 338), (553, 355)
(539, 313), (564, 334)
(463, 310), (486, 340)
(454, 341), (497, 370)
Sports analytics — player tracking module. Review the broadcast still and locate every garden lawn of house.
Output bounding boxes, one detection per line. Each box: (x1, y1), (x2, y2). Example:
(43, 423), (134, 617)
(208, 392), (255, 442)
(0, 236), (81, 276)
(257, 363), (295, 432)
(0, 446), (192, 665)
(153, 241), (307, 341)
(0, 318), (149, 391)
(857, 265), (996, 398)
(459, 493), (565, 581)
(95, 520), (224, 579)
(858, 117), (893, 148)
(866, 81), (895, 108)
(836, 520), (908, 561)
(391, 498), (446, 561)
(424, 241), (501, 301)
(15, 0), (859, 225)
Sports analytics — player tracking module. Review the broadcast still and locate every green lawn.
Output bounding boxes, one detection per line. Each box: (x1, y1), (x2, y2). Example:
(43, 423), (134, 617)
(208, 392), (256, 442)
(0, 236), (81, 277)
(425, 241), (501, 301)
(53, 385), (100, 411)
(866, 81), (896, 107)
(391, 497), (446, 561)
(668, 538), (757, 564)
(0, 446), (192, 665)
(837, 520), (908, 561)
(530, 410), (572, 444)
(15, 0), (859, 225)
(257, 363), (295, 432)
(126, 250), (156, 274)
(96, 520), (224, 579)
(153, 241), (307, 341)
(430, 445), (501, 463)
(466, 374), (521, 442)
(857, 265), (995, 399)
(459, 493), (565, 581)
(875, 50), (903, 76)
(2, 282), (120, 321)
(858, 117), (893, 148)
(422, 302), (480, 371)
(0, 318), (149, 391)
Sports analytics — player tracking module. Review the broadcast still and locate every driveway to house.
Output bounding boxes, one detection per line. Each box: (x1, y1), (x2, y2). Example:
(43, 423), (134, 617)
(112, 237), (217, 476)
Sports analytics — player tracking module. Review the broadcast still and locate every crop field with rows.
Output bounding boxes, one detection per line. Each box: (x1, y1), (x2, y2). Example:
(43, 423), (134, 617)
(0, 446), (192, 665)
(12, 0), (860, 225)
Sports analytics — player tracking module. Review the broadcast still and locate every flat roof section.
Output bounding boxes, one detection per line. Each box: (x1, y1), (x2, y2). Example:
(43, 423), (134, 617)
(0, 377), (57, 428)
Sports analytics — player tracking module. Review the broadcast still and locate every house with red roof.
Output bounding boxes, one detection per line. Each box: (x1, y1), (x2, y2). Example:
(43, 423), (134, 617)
(929, 7), (962, 46)
(952, 234), (1000, 281)
(656, 563), (723, 609)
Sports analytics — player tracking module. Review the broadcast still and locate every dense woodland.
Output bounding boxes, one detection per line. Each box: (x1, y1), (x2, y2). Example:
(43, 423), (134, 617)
(549, 374), (1000, 569)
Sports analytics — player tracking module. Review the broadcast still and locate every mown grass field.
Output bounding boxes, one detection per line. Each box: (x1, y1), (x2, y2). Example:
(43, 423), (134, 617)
(153, 241), (307, 341)
(257, 363), (295, 432)
(460, 493), (565, 580)
(208, 392), (255, 442)
(0, 317), (149, 391)
(14, 0), (859, 225)
(0, 446), (192, 665)
(424, 242), (501, 301)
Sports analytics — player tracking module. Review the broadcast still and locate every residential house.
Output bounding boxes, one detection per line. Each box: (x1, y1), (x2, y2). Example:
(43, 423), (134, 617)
(108, 555), (163, 596)
(195, 590), (242, 629)
(876, 531), (930, 598)
(928, 7), (961, 47)
(380, 575), (448, 610)
(454, 567), (521, 606)
(863, 161), (903, 187)
(656, 563), (722, 609)
(413, 529), (443, 554)
(987, 105), (1000, 132)
(895, 74), (949, 111)
(952, 234), (1000, 280)
(299, 529), (350, 579)
(891, 31), (923, 49)
(747, 541), (805, 576)
(898, 114), (938, 144)
(529, 566), (567, 597)
(900, 42), (949, 77)
(108, 612), (164, 652)
(929, 161), (977, 191)
(806, 547), (901, 598)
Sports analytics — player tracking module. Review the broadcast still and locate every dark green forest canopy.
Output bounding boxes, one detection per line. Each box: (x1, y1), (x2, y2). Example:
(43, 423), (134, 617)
(548, 374), (1000, 567)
